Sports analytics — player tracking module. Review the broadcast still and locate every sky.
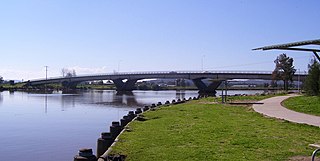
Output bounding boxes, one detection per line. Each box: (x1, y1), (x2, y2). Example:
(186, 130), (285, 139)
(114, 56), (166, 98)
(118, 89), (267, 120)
(1, 0), (320, 80)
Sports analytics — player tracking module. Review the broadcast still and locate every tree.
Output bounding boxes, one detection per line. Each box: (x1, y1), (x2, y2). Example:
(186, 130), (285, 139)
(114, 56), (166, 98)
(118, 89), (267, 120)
(272, 53), (296, 91)
(72, 69), (76, 77)
(180, 79), (186, 87)
(0, 76), (3, 84)
(62, 68), (77, 77)
(304, 58), (320, 96)
(61, 68), (68, 77)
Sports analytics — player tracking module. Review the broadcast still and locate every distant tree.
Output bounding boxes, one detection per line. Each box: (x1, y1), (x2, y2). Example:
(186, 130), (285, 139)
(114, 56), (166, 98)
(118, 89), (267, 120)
(151, 83), (161, 90)
(272, 53), (296, 91)
(0, 76), (3, 84)
(180, 79), (186, 87)
(176, 79), (183, 86)
(72, 69), (76, 77)
(304, 58), (320, 96)
(271, 80), (278, 88)
(62, 68), (77, 78)
(97, 80), (104, 85)
(137, 83), (148, 90)
(61, 68), (68, 77)
(9, 80), (15, 85)
(65, 72), (73, 77)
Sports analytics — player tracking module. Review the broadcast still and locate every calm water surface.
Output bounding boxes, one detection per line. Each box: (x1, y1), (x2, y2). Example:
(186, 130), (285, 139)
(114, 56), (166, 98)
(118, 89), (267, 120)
(0, 89), (263, 161)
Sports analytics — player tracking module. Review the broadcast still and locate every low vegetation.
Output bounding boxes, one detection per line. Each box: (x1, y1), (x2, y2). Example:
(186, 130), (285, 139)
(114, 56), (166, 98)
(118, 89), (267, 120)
(283, 95), (320, 116)
(110, 95), (319, 161)
(304, 58), (320, 96)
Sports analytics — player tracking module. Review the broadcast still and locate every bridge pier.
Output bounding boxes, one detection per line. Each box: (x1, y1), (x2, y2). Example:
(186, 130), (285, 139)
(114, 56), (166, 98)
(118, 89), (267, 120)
(112, 79), (137, 92)
(192, 79), (222, 96)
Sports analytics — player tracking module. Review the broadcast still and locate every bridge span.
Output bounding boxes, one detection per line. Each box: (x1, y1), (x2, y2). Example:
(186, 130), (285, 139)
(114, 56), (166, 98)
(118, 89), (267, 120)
(26, 70), (307, 95)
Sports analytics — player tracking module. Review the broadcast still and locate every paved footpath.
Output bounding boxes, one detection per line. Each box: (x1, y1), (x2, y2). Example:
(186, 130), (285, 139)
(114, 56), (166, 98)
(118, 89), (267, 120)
(252, 94), (320, 127)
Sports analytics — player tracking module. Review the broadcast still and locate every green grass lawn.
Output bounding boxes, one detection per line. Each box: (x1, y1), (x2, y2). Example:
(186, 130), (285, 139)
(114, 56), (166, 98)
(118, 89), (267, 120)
(110, 96), (320, 161)
(283, 95), (320, 116)
(227, 93), (285, 102)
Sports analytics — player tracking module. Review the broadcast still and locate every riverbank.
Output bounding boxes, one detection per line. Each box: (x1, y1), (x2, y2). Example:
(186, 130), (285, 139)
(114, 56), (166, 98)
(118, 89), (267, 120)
(108, 95), (319, 160)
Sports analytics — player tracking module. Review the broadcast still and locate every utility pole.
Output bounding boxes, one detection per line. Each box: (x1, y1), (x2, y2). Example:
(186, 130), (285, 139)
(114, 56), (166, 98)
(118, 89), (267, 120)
(201, 55), (205, 71)
(118, 60), (122, 73)
(298, 69), (300, 93)
(44, 66), (48, 93)
(225, 80), (228, 103)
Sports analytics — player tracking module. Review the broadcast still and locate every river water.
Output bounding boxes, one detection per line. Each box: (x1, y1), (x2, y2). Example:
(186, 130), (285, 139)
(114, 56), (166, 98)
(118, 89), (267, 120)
(0, 89), (263, 161)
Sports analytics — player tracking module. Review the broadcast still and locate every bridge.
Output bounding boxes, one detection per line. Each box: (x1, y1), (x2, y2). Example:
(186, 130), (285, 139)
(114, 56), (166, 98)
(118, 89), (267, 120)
(25, 70), (307, 95)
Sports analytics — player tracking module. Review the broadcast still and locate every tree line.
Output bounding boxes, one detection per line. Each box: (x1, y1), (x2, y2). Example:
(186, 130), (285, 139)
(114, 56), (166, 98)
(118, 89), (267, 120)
(304, 59), (320, 95)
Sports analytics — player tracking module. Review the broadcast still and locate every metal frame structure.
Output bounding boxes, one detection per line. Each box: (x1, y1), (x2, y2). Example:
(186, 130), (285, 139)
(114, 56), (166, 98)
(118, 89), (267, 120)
(312, 148), (320, 161)
(253, 39), (320, 61)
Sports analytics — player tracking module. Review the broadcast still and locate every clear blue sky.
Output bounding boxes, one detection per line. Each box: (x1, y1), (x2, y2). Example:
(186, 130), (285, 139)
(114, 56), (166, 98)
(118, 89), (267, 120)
(1, 0), (319, 80)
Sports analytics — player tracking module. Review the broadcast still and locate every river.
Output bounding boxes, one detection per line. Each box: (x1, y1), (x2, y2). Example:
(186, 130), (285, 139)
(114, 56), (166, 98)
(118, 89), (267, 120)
(0, 89), (263, 161)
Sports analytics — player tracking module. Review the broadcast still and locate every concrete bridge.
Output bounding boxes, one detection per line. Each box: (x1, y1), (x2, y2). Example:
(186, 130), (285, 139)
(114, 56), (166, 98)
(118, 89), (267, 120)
(26, 70), (307, 95)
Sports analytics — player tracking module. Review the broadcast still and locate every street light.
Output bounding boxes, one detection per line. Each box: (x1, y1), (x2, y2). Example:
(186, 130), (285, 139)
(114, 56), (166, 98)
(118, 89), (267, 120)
(201, 55), (205, 71)
(298, 69), (300, 93)
(118, 60), (122, 73)
(44, 66), (48, 93)
(45, 66), (48, 80)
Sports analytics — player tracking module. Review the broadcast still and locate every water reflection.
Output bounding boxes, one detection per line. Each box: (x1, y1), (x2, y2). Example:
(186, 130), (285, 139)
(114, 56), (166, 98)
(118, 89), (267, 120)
(60, 93), (78, 110)
(175, 90), (186, 100)
(55, 90), (142, 111)
(22, 90), (205, 114)
(44, 94), (48, 113)
(62, 89), (80, 94)
(9, 90), (14, 95)
(113, 92), (139, 106)
(0, 92), (2, 105)
(41, 90), (202, 112)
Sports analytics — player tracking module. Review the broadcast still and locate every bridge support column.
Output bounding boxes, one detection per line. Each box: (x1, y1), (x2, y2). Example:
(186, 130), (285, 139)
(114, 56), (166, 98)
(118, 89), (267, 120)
(112, 79), (137, 92)
(192, 79), (222, 96)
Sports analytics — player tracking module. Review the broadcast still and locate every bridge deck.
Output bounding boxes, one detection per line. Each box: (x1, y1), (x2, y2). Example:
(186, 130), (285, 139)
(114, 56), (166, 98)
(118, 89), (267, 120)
(26, 70), (307, 86)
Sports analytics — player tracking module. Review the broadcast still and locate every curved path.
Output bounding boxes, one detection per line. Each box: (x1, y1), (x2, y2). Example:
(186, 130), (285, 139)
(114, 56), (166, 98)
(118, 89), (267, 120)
(253, 94), (320, 127)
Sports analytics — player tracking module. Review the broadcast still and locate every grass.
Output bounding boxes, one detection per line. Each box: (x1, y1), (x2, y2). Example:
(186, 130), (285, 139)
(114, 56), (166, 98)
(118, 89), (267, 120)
(283, 95), (320, 116)
(110, 96), (320, 161)
(1, 83), (26, 89)
(227, 93), (285, 102)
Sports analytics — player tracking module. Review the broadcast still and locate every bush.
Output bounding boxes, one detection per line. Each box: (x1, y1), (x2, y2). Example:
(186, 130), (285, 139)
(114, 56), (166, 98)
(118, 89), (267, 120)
(304, 59), (320, 96)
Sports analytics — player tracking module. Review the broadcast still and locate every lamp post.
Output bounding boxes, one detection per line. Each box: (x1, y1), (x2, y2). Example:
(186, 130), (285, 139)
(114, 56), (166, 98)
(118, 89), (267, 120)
(118, 60), (122, 73)
(201, 55), (205, 71)
(44, 66), (48, 93)
(298, 69), (300, 93)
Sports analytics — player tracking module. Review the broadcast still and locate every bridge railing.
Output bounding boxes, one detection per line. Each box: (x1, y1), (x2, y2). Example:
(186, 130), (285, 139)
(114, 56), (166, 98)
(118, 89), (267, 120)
(74, 70), (275, 76)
